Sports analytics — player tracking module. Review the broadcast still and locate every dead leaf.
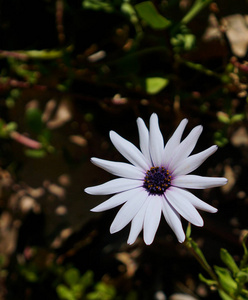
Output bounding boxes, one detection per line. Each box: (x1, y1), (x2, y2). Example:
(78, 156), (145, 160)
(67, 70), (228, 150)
(222, 14), (248, 57)
(47, 98), (72, 129)
(231, 126), (248, 146)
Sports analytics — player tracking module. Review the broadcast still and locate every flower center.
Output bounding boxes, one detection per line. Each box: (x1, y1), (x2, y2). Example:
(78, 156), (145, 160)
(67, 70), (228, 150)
(143, 167), (171, 195)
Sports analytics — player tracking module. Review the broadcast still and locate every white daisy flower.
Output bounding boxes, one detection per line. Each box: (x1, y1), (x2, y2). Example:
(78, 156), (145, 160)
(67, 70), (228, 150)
(85, 114), (227, 245)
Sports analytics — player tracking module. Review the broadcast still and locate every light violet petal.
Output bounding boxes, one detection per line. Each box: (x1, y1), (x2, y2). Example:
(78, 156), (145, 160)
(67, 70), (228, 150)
(170, 187), (217, 213)
(85, 178), (142, 195)
(127, 197), (150, 245)
(143, 195), (162, 245)
(91, 157), (145, 179)
(172, 175), (228, 189)
(168, 125), (203, 171)
(162, 119), (188, 167)
(137, 117), (152, 166)
(110, 189), (148, 234)
(162, 196), (185, 243)
(91, 188), (143, 212)
(172, 145), (218, 176)
(166, 187), (204, 226)
(149, 113), (164, 166)
(110, 131), (149, 170)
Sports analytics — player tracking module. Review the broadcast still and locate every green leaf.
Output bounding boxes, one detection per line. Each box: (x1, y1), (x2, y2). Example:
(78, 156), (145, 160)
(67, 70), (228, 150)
(135, 1), (171, 29)
(220, 248), (239, 274)
(95, 282), (115, 294)
(10, 88), (21, 99)
(64, 268), (80, 287)
(20, 267), (39, 282)
(199, 273), (217, 286)
(0, 119), (18, 138)
(0, 254), (6, 267)
(71, 284), (84, 299)
(218, 289), (234, 300)
(171, 33), (196, 52)
(217, 112), (230, 124)
(25, 108), (43, 134)
(25, 149), (46, 158)
(236, 271), (248, 283)
(82, 0), (114, 13)
(22, 49), (63, 60)
(38, 129), (52, 146)
(6, 122), (18, 133)
(56, 284), (76, 300)
(80, 270), (94, 288)
(214, 266), (237, 294)
(86, 282), (116, 300)
(230, 114), (245, 124)
(214, 131), (229, 147)
(121, 3), (139, 25)
(145, 77), (169, 94)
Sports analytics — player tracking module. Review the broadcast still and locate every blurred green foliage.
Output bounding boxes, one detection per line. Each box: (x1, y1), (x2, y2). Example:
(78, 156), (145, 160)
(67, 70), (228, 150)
(8, 247), (131, 300)
(56, 268), (109, 300)
(186, 233), (248, 300)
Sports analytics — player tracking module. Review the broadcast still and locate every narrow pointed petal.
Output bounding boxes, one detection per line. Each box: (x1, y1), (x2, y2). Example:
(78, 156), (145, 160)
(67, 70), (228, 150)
(168, 125), (203, 171)
(149, 113), (164, 166)
(170, 187), (217, 213)
(110, 131), (149, 170)
(163, 119), (188, 166)
(173, 175), (228, 189)
(172, 145), (218, 176)
(127, 197), (150, 245)
(143, 195), (162, 245)
(162, 197), (185, 243)
(110, 189), (148, 234)
(85, 178), (142, 195)
(166, 187), (204, 226)
(91, 188), (143, 212)
(137, 117), (152, 166)
(91, 157), (145, 179)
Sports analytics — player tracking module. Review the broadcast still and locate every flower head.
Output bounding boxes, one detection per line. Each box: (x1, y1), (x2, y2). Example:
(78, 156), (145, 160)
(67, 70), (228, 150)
(85, 114), (227, 245)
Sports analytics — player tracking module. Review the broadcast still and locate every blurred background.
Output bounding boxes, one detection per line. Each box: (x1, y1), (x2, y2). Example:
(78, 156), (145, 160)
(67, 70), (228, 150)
(0, 0), (248, 299)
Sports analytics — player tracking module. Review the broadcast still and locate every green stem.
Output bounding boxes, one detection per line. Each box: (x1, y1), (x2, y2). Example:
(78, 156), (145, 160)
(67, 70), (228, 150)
(184, 237), (219, 282)
(181, 0), (213, 25)
(175, 55), (221, 78)
(240, 234), (248, 270)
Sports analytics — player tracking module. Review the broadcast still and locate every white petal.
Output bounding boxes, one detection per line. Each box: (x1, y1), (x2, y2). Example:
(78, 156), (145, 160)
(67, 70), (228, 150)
(91, 157), (145, 179)
(161, 197), (185, 243)
(168, 125), (203, 171)
(91, 188), (143, 212)
(110, 189), (148, 233)
(149, 113), (164, 166)
(127, 197), (150, 245)
(143, 195), (162, 245)
(137, 117), (152, 166)
(162, 119), (188, 167)
(84, 178), (142, 195)
(172, 145), (218, 176)
(110, 131), (149, 170)
(170, 187), (217, 213)
(172, 175), (228, 189)
(166, 187), (204, 226)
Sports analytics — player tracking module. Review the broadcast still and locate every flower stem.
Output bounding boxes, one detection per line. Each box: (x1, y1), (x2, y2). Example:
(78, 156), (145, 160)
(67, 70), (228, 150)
(184, 236), (219, 283)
